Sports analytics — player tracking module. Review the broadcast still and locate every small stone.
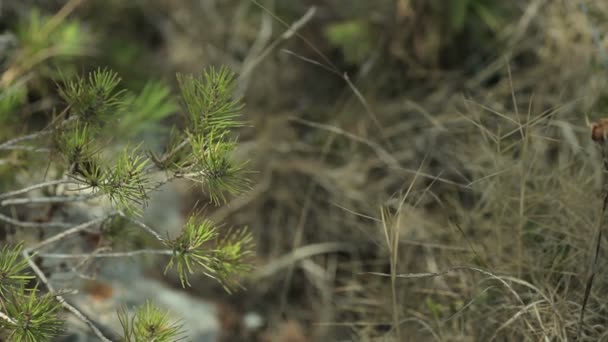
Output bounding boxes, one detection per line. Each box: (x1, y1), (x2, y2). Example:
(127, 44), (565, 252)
(243, 312), (264, 330)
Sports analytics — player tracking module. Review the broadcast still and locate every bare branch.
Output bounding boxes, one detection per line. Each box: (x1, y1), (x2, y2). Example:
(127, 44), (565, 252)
(27, 214), (116, 252)
(0, 130), (53, 151)
(118, 212), (165, 242)
(1, 192), (101, 206)
(39, 249), (173, 259)
(0, 112), (74, 151)
(0, 179), (73, 200)
(0, 212), (72, 229)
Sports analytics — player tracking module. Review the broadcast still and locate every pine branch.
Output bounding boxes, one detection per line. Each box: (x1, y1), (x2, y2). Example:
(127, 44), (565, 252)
(0, 286), (63, 341)
(0, 243), (34, 297)
(0, 110), (73, 151)
(21, 250), (116, 342)
(176, 66), (245, 136)
(59, 68), (127, 125)
(118, 300), (185, 342)
(163, 216), (253, 291)
(0, 64), (254, 340)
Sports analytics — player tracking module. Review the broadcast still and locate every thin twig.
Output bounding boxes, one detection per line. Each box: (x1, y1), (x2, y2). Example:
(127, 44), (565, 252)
(118, 212), (165, 242)
(0, 179), (73, 200)
(26, 214), (116, 252)
(39, 249), (173, 259)
(0, 310), (17, 325)
(0, 109), (73, 151)
(150, 173), (178, 191)
(176, 170), (211, 181)
(22, 250), (115, 342)
(148, 138), (191, 172)
(0, 130), (53, 151)
(0, 145), (50, 152)
(1, 192), (101, 206)
(0, 212), (72, 229)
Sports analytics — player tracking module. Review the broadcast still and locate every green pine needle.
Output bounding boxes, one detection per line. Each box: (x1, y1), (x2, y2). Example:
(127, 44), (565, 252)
(0, 243), (34, 298)
(59, 68), (127, 125)
(176, 66), (245, 136)
(164, 216), (253, 292)
(119, 80), (179, 136)
(184, 132), (250, 205)
(0, 286), (63, 342)
(17, 8), (86, 59)
(0, 64), (255, 341)
(205, 227), (253, 293)
(164, 217), (219, 288)
(100, 144), (151, 215)
(55, 121), (93, 164)
(118, 300), (184, 342)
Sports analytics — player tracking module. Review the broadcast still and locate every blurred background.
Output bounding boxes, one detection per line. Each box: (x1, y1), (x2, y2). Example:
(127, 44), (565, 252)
(2, 0), (608, 341)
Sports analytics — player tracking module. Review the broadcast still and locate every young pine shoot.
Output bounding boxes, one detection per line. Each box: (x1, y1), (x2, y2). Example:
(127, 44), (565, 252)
(0, 65), (254, 341)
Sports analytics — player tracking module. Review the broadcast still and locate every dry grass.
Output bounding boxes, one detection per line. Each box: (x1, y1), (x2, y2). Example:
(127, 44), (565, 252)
(211, 1), (608, 341)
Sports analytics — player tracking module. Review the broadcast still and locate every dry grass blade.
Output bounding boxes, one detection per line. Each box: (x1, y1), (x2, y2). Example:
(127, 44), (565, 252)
(577, 129), (608, 339)
(366, 266), (525, 306)
(380, 160), (424, 341)
(253, 242), (352, 280)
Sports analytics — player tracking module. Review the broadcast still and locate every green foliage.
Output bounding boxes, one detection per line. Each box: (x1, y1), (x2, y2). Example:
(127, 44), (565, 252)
(0, 286), (63, 342)
(55, 122), (98, 165)
(176, 66), (245, 136)
(0, 245), (63, 341)
(446, 0), (502, 35)
(206, 227), (253, 292)
(164, 217), (220, 288)
(325, 19), (373, 65)
(118, 300), (184, 342)
(59, 68), (127, 125)
(0, 243), (33, 298)
(100, 145), (151, 215)
(164, 216), (252, 292)
(59, 69), (178, 141)
(173, 67), (250, 203)
(119, 81), (179, 136)
(1, 64), (254, 340)
(0, 83), (27, 122)
(54, 66), (252, 211)
(1, 8), (87, 121)
(185, 132), (250, 205)
(16, 8), (84, 59)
